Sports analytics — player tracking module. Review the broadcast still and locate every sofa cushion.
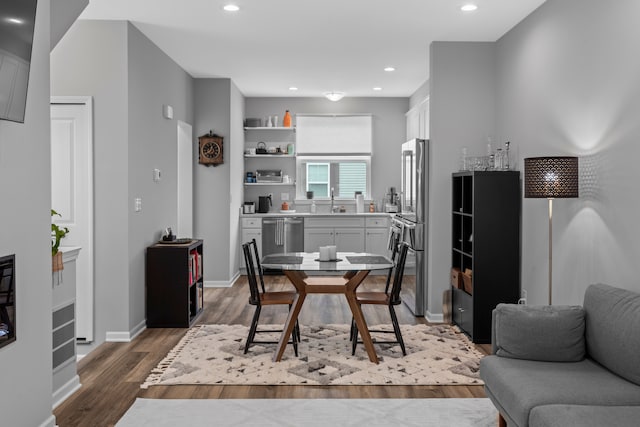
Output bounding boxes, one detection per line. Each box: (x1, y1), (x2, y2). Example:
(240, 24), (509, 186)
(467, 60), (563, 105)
(529, 404), (640, 427)
(493, 304), (585, 362)
(583, 284), (640, 386)
(480, 356), (640, 427)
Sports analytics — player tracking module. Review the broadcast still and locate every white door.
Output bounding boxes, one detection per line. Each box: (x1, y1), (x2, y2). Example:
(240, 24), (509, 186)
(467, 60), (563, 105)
(177, 121), (193, 238)
(51, 96), (94, 342)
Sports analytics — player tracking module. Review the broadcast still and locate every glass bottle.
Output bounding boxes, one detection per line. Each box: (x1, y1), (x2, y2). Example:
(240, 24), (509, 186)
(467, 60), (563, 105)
(310, 200), (317, 214)
(283, 110), (292, 128)
(495, 148), (503, 170)
(503, 141), (510, 170)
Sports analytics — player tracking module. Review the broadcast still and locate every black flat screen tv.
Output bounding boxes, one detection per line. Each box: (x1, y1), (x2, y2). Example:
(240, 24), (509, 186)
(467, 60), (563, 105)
(0, 0), (38, 123)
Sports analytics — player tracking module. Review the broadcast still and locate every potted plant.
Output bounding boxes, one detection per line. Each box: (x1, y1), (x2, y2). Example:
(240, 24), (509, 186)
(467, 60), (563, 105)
(51, 209), (69, 272)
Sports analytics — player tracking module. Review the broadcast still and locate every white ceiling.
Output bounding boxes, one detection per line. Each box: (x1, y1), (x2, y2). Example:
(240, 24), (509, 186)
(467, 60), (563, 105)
(79, 0), (547, 98)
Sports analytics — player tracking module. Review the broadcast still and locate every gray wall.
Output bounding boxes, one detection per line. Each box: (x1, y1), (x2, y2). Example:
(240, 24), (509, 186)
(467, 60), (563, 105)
(496, 0), (640, 302)
(51, 20), (195, 352)
(127, 23), (195, 330)
(0, 0), (55, 425)
(428, 42), (497, 318)
(245, 97), (409, 209)
(193, 79), (234, 282)
(50, 0), (88, 50)
(229, 82), (245, 274)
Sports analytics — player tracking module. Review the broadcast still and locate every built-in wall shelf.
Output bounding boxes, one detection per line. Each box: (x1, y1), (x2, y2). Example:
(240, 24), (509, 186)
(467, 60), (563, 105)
(244, 154), (295, 158)
(244, 182), (295, 186)
(244, 126), (295, 131)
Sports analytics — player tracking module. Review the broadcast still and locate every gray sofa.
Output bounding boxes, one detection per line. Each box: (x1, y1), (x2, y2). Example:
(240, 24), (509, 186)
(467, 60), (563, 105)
(480, 284), (640, 427)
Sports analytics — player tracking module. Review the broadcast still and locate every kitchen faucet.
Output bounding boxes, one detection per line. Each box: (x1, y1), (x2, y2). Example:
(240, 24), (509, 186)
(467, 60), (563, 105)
(330, 187), (336, 213)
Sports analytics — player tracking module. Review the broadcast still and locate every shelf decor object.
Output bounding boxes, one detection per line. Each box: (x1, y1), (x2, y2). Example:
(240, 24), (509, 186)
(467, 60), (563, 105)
(524, 156), (579, 305)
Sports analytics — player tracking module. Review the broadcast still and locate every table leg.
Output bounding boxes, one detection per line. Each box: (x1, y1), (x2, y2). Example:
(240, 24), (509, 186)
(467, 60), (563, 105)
(344, 270), (378, 364)
(273, 271), (307, 362)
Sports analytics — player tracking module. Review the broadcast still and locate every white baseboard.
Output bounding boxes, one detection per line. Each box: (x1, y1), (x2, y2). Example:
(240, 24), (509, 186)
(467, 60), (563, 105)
(38, 414), (57, 427)
(52, 375), (81, 409)
(106, 319), (146, 342)
(425, 310), (444, 323)
(205, 271), (240, 288)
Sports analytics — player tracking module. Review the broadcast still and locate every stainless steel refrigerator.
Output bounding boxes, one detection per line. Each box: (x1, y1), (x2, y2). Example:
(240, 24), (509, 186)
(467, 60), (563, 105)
(392, 138), (428, 316)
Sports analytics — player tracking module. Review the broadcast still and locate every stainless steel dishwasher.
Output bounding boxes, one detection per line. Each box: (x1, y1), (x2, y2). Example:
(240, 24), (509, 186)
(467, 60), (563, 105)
(262, 216), (304, 257)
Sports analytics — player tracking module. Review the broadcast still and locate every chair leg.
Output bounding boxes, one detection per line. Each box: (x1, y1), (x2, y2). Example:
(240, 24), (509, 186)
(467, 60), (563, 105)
(388, 305), (406, 356)
(351, 318), (358, 355)
(244, 305), (262, 354)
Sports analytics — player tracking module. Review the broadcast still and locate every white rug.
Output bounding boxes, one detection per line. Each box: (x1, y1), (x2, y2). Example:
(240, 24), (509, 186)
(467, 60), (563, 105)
(117, 398), (498, 427)
(142, 324), (485, 388)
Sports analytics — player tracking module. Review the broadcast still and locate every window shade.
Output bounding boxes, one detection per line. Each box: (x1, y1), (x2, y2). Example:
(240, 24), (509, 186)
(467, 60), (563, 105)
(296, 114), (372, 155)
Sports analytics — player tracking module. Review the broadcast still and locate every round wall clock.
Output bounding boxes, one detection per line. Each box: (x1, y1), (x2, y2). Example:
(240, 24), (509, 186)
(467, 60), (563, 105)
(198, 133), (223, 166)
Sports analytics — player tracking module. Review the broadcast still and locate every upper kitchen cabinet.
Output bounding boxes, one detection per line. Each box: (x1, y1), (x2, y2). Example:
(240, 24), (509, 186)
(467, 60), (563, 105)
(244, 125), (296, 188)
(406, 97), (429, 140)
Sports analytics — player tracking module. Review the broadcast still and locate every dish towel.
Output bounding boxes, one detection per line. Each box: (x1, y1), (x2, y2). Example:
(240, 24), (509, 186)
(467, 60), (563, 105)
(275, 219), (285, 246)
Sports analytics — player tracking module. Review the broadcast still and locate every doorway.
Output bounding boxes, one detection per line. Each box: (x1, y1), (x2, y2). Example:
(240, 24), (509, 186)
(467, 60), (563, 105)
(177, 120), (193, 238)
(51, 96), (94, 343)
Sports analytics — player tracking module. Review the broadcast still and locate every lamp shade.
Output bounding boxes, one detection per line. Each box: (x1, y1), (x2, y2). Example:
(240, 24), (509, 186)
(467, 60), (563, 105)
(524, 156), (579, 198)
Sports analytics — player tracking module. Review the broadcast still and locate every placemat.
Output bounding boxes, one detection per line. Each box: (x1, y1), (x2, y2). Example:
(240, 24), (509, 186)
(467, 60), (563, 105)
(262, 255), (303, 264)
(346, 255), (391, 264)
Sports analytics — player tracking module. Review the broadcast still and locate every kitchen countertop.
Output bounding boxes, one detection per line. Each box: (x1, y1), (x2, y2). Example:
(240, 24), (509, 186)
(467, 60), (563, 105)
(240, 212), (393, 218)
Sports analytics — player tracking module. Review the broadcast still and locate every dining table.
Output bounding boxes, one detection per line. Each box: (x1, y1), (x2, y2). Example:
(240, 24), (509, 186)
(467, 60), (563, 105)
(261, 251), (394, 364)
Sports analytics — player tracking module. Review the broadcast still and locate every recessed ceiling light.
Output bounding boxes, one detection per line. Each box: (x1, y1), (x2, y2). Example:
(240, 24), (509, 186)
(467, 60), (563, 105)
(223, 4), (240, 12)
(461, 4), (478, 12)
(373, 87), (382, 91)
(7, 18), (24, 24)
(289, 87), (298, 91)
(384, 67), (395, 72)
(324, 92), (345, 102)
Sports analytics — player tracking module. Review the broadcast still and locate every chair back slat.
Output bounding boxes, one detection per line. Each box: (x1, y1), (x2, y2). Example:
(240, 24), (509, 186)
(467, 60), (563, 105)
(242, 242), (261, 305)
(250, 239), (266, 293)
(384, 237), (400, 295)
(389, 243), (410, 304)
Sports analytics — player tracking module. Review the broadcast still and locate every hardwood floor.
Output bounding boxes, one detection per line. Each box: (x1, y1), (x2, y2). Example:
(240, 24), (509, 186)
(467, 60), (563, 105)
(53, 275), (490, 427)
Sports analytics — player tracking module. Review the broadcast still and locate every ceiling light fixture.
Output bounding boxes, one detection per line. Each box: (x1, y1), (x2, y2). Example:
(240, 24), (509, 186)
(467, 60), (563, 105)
(373, 87), (382, 91)
(384, 67), (395, 72)
(223, 4), (240, 12)
(461, 4), (478, 12)
(289, 87), (298, 91)
(7, 18), (24, 24)
(324, 92), (345, 102)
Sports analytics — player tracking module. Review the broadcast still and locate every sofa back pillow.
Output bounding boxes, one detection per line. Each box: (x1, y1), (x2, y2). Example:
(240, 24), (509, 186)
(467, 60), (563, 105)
(584, 284), (640, 386)
(493, 304), (585, 362)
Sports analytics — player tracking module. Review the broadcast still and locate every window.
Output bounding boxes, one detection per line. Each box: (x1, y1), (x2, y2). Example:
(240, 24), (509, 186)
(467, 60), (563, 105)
(297, 156), (370, 199)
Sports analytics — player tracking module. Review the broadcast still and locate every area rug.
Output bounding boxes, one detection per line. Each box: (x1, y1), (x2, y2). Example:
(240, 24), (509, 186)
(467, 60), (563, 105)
(141, 324), (485, 388)
(117, 398), (497, 427)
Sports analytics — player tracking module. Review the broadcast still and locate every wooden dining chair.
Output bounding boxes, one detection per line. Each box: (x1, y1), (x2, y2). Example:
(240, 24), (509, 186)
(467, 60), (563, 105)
(350, 242), (410, 356)
(242, 241), (300, 356)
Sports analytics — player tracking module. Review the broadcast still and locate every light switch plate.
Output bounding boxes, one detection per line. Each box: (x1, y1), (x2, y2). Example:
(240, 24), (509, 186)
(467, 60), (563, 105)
(281, 192), (289, 201)
(134, 197), (142, 212)
(153, 168), (161, 182)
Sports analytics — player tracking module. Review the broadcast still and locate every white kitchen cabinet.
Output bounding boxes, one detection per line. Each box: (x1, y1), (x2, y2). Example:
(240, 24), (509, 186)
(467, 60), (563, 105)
(334, 228), (365, 252)
(405, 97), (429, 140)
(241, 217), (262, 268)
(304, 217), (365, 253)
(304, 228), (335, 251)
(365, 217), (391, 255)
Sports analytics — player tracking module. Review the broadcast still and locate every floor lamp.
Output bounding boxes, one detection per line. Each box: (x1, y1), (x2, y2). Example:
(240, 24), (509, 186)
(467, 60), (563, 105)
(524, 157), (579, 305)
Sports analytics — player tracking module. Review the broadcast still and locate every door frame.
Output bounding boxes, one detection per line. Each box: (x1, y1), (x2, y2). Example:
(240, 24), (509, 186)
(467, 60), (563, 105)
(50, 95), (94, 342)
